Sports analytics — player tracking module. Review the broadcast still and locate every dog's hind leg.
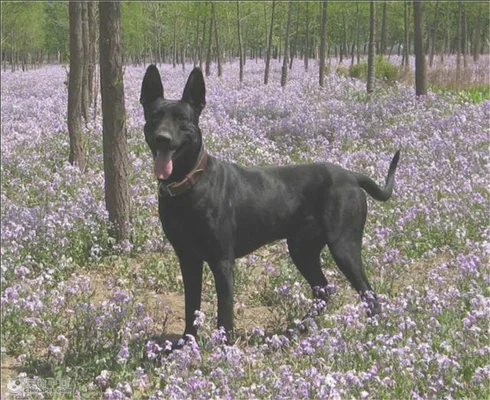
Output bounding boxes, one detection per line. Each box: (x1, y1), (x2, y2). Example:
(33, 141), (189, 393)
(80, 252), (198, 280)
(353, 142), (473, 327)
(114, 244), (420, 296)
(287, 234), (329, 302)
(327, 240), (381, 316)
(324, 191), (381, 316)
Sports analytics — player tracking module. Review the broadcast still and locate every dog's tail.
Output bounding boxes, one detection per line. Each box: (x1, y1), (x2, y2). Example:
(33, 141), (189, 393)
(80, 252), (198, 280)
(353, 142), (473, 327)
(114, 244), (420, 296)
(354, 150), (400, 202)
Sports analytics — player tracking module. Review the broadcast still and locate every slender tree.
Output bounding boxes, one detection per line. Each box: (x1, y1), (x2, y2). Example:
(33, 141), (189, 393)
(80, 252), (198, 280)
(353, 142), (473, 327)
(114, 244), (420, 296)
(403, 1), (410, 67)
(456, 1), (462, 84)
(281, 1), (293, 87)
(88, 1), (97, 107)
(67, 1), (86, 171)
(367, 0), (376, 99)
(429, 1), (439, 68)
(351, 3), (360, 66)
(211, 3), (222, 77)
(236, 1), (244, 83)
(462, 4), (468, 69)
(81, 2), (90, 121)
(205, 4), (213, 77)
(319, 0), (328, 87)
(413, 0), (427, 96)
(289, 2), (299, 70)
(304, 2), (309, 71)
(264, 0), (275, 85)
(380, 1), (388, 56)
(473, 4), (482, 62)
(99, 0), (131, 242)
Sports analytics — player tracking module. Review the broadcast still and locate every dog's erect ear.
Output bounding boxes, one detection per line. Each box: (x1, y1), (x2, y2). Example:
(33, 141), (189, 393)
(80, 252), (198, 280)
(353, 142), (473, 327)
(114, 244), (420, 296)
(182, 67), (206, 116)
(140, 64), (164, 106)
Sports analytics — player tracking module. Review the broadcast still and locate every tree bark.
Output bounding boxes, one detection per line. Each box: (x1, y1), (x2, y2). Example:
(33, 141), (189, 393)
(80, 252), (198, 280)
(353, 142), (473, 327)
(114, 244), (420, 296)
(81, 2), (90, 121)
(194, 16), (200, 67)
(429, 1), (439, 68)
(462, 5), (467, 69)
(200, 17), (206, 69)
(367, 0), (376, 100)
(173, 12), (177, 68)
(205, 4), (213, 77)
(304, 2), (309, 71)
(263, 2), (269, 62)
(413, 0), (427, 96)
(473, 4), (481, 62)
(456, 1), (462, 83)
(340, 10), (347, 63)
(99, 0), (131, 243)
(380, 1), (388, 56)
(403, 1), (410, 67)
(264, 0), (276, 85)
(88, 1), (97, 107)
(351, 3), (360, 66)
(319, 0), (328, 87)
(281, 1), (293, 87)
(68, 2), (86, 172)
(211, 3), (222, 77)
(236, 1), (244, 82)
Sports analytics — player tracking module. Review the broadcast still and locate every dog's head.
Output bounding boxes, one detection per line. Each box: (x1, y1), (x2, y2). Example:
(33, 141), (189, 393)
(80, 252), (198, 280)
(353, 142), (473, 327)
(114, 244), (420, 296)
(140, 65), (206, 181)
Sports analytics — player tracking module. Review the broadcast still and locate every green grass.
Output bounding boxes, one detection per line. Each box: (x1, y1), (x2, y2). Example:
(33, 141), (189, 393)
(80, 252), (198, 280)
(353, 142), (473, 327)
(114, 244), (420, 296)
(429, 83), (490, 104)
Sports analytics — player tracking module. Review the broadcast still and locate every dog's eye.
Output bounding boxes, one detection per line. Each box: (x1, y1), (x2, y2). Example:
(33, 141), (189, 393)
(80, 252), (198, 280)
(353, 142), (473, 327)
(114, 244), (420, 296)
(151, 111), (163, 123)
(175, 112), (186, 122)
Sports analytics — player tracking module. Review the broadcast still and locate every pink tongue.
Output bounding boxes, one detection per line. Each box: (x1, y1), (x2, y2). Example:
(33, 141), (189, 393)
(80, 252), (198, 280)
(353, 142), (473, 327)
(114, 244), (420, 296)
(154, 151), (173, 180)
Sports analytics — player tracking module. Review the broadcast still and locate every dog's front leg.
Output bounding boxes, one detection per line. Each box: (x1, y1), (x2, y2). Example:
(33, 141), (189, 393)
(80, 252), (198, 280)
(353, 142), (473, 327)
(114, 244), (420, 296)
(178, 255), (204, 338)
(208, 259), (235, 340)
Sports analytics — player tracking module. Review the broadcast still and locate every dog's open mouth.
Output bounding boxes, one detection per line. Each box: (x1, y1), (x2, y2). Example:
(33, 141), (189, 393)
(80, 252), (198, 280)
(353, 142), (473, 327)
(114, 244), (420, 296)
(154, 143), (186, 180)
(154, 149), (174, 180)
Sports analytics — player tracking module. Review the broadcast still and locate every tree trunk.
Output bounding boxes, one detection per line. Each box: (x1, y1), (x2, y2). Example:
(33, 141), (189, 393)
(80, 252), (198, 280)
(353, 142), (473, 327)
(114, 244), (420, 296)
(429, 1), (439, 68)
(211, 3), (222, 77)
(289, 2), (299, 70)
(356, 3), (361, 64)
(205, 5), (213, 77)
(263, 2), (269, 63)
(456, 1), (462, 83)
(81, 2), (90, 122)
(194, 17), (200, 67)
(367, 0), (376, 100)
(340, 10), (347, 64)
(403, 1), (410, 67)
(99, 1), (131, 243)
(441, 7), (449, 63)
(173, 12), (177, 68)
(380, 1), (388, 56)
(413, 0), (427, 96)
(200, 17), (206, 69)
(352, 3), (360, 66)
(236, 1), (244, 82)
(281, 1), (293, 87)
(462, 5), (467, 69)
(304, 2), (309, 71)
(473, 4), (481, 62)
(264, 0), (276, 85)
(319, 0), (328, 87)
(68, 2), (86, 172)
(88, 1), (97, 107)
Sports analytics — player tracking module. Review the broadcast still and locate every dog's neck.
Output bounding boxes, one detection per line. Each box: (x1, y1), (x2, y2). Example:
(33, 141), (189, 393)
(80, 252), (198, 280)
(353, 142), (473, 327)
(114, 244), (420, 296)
(170, 135), (204, 183)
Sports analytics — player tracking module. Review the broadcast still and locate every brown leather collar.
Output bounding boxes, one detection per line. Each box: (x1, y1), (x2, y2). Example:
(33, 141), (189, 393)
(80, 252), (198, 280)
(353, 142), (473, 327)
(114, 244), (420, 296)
(158, 146), (208, 197)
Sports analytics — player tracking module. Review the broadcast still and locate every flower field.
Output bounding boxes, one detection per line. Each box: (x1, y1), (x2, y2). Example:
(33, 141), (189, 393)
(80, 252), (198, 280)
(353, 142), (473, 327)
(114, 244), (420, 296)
(1, 58), (489, 399)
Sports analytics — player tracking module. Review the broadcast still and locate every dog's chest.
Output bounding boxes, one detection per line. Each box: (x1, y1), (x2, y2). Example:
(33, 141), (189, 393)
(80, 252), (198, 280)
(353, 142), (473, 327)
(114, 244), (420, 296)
(158, 199), (226, 258)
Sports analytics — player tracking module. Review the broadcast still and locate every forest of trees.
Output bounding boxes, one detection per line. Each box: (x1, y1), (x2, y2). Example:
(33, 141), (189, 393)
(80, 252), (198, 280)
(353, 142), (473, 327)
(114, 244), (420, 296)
(2, 1), (489, 72)
(3, 1), (488, 242)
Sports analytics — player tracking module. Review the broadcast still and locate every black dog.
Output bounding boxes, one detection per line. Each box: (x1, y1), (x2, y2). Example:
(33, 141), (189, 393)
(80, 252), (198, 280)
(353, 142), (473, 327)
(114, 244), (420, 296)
(140, 65), (400, 340)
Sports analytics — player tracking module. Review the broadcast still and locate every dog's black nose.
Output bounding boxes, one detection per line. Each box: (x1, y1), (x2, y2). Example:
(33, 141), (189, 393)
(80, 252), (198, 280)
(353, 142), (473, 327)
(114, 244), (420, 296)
(155, 133), (172, 146)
